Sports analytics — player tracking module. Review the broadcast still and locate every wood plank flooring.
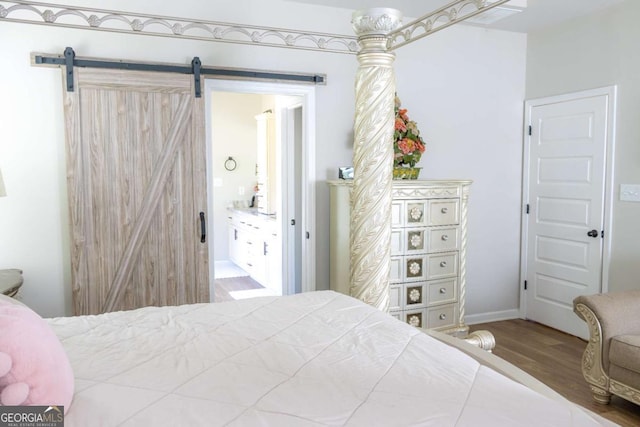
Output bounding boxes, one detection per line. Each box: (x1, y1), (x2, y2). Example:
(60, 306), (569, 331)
(214, 275), (263, 302)
(470, 319), (640, 427)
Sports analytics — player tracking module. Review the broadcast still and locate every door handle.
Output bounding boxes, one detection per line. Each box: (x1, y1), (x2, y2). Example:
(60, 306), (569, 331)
(587, 229), (598, 238)
(199, 212), (206, 243)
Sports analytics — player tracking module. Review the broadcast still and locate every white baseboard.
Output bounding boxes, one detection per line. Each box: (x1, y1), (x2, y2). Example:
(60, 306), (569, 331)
(465, 309), (521, 325)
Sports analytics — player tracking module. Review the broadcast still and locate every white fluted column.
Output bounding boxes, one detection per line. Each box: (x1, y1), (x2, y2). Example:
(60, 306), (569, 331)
(349, 9), (402, 311)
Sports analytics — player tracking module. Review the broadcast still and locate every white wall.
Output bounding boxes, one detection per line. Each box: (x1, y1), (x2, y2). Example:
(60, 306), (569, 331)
(526, 0), (640, 292)
(0, 0), (528, 319)
(394, 26), (528, 320)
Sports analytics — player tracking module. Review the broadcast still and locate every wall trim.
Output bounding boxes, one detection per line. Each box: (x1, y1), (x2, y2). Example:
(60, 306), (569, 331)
(465, 309), (521, 325)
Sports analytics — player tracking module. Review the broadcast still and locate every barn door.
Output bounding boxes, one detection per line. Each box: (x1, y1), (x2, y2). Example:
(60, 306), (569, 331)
(63, 68), (209, 315)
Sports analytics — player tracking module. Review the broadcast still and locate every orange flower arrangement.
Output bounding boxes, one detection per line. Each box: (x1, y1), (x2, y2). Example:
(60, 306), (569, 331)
(393, 95), (426, 168)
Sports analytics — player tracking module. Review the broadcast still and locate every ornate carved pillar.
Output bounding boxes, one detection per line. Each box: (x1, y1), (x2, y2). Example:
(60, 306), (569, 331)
(349, 9), (402, 311)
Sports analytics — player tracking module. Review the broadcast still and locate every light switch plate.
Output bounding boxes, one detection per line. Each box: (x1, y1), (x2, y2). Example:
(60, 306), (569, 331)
(620, 184), (640, 202)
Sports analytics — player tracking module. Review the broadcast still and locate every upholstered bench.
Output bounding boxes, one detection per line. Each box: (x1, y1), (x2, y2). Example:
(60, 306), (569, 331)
(574, 291), (640, 406)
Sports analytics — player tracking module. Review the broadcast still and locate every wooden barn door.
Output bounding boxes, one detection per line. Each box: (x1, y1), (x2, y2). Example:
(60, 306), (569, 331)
(63, 68), (209, 315)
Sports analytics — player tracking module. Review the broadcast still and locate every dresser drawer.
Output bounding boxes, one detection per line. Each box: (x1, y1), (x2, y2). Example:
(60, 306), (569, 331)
(391, 201), (404, 227)
(427, 304), (457, 329)
(404, 282), (427, 309)
(428, 227), (459, 253)
(404, 309), (427, 328)
(391, 228), (403, 256)
(428, 199), (459, 226)
(404, 228), (427, 254)
(405, 201), (428, 227)
(390, 257), (403, 283)
(389, 284), (402, 311)
(427, 278), (457, 306)
(404, 256), (427, 282)
(426, 253), (458, 280)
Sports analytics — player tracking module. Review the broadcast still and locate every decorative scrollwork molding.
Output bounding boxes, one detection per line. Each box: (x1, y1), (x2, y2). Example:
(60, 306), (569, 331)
(610, 381), (640, 405)
(0, 0), (359, 54)
(574, 303), (610, 394)
(464, 329), (496, 352)
(388, 0), (511, 51)
(392, 185), (461, 199)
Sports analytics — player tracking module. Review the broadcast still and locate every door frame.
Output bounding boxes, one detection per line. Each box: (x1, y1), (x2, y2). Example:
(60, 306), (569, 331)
(519, 85), (617, 317)
(282, 103), (305, 294)
(204, 78), (317, 298)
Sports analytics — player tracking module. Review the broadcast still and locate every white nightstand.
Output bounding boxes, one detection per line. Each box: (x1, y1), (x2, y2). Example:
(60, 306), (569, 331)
(0, 269), (23, 297)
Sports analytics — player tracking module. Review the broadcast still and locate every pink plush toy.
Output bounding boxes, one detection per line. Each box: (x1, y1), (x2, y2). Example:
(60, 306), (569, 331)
(0, 299), (74, 413)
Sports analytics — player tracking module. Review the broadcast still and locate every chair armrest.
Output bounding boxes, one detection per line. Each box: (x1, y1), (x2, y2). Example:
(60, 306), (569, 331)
(574, 291), (640, 341)
(574, 291), (640, 381)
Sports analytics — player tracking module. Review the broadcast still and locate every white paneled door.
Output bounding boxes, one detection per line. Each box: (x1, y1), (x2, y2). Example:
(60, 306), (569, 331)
(522, 88), (615, 339)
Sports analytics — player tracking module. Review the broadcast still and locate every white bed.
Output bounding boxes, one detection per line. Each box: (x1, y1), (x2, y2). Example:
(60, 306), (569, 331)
(48, 291), (615, 426)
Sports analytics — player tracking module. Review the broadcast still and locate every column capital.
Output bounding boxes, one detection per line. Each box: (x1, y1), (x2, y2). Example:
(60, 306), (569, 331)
(351, 8), (403, 39)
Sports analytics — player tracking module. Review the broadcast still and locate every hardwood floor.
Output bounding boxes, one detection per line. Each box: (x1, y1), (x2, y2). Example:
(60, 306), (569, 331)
(470, 319), (640, 427)
(214, 275), (263, 302)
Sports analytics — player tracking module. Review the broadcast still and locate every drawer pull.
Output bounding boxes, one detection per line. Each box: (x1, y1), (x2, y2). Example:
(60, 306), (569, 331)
(441, 235), (449, 241)
(439, 314), (447, 320)
(440, 261), (447, 267)
(441, 207), (448, 214)
(439, 287), (446, 294)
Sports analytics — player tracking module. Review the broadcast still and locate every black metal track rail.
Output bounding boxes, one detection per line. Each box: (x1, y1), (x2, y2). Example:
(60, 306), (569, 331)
(34, 47), (326, 97)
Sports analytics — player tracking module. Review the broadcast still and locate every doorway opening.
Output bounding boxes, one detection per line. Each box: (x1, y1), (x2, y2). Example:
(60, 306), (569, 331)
(204, 79), (316, 302)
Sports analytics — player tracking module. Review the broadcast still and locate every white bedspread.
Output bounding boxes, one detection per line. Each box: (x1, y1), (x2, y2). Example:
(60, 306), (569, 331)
(47, 291), (614, 426)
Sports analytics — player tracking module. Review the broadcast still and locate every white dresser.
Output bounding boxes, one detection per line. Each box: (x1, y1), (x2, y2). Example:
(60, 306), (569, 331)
(328, 180), (471, 335)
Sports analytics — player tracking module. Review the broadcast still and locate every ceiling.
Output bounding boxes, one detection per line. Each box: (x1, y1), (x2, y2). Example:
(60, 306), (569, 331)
(287, 0), (625, 33)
